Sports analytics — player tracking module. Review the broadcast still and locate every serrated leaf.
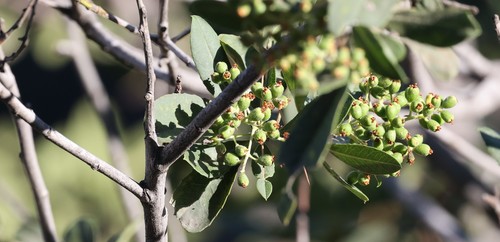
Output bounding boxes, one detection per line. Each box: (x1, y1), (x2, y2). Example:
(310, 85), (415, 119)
(278, 87), (348, 174)
(184, 144), (230, 178)
(479, 127), (500, 164)
(404, 39), (459, 81)
(330, 144), (401, 174)
(154, 93), (205, 144)
(172, 167), (238, 233)
(328, 0), (400, 35)
(63, 218), (96, 242)
(352, 26), (408, 81)
(323, 162), (369, 202)
(220, 34), (249, 69)
(388, 9), (482, 47)
(191, 15), (223, 96)
(256, 179), (273, 200)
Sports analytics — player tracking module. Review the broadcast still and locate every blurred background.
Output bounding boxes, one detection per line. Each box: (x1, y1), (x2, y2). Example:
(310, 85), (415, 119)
(1, 0), (500, 241)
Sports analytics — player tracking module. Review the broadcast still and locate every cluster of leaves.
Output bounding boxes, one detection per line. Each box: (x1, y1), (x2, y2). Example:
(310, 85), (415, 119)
(153, 0), (482, 233)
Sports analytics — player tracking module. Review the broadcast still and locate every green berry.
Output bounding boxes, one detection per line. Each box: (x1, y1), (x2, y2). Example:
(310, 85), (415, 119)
(359, 80), (370, 94)
(431, 113), (444, 125)
(216, 143), (227, 155)
(431, 95), (441, 109)
(372, 125), (385, 138)
(359, 101), (370, 117)
(238, 172), (250, 188)
(368, 75), (379, 87)
(389, 80), (401, 93)
(373, 102), (386, 118)
(219, 125), (235, 139)
(414, 144), (433, 156)
(215, 62), (228, 74)
(235, 145), (248, 157)
(391, 117), (405, 128)
(395, 127), (409, 140)
(248, 107), (265, 122)
(350, 104), (364, 120)
(394, 93), (408, 107)
(271, 82), (285, 98)
(355, 127), (371, 140)
(385, 103), (401, 121)
(238, 96), (252, 110)
(360, 114), (377, 130)
(392, 143), (408, 155)
(419, 118), (429, 129)
(442, 96), (458, 109)
(268, 129), (280, 139)
(352, 48), (366, 62)
(409, 134), (423, 147)
(391, 152), (403, 164)
(339, 123), (353, 136)
(256, 154), (274, 166)
(440, 110), (454, 123)
(254, 129), (267, 144)
(379, 78), (392, 88)
(370, 86), (388, 99)
(384, 129), (397, 143)
(224, 153), (241, 166)
(229, 66), (240, 81)
(273, 96), (289, 110)
(222, 71), (232, 82)
(358, 174), (370, 186)
(261, 87), (273, 101)
(251, 82), (264, 98)
(211, 72), (223, 84)
(405, 84), (420, 102)
(410, 100), (424, 113)
(373, 137), (384, 150)
(422, 103), (435, 117)
(333, 66), (350, 80)
(262, 107), (272, 121)
(426, 119), (441, 132)
(263, 120), (279, 132)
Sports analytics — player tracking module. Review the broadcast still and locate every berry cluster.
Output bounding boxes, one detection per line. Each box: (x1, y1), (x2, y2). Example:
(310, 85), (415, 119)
(209, 61), (290, 188)
(337, 75), (457, 185)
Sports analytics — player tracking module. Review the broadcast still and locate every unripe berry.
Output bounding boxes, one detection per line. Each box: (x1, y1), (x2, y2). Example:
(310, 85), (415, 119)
(263, 120), (279, 132)
(431, 95), (441, 109)
(373, 102), (386, 118)
(273, 96), (289, 110)
(372, 125), (385, 138)
(414, 143), (433, 156)
(248, 107), (265, 122)
(370, 86), (388, 99)
(367, 75), (379, 87)
(391, 152), (403, 164)
(385, 103), (401, 121)
(394, 93), (408, 107)
(391, 117), (405, 128)
(384, 129), (397, 143)
(238, 96), (252, 110)
(260, 87), (272, 101)
(222, 71), (232, 82)
(252, 0), (266, 15)
(270, 81), (285, 98)
(360, 114), (377, 130)
(359, 101), (370, 117)
(395, 127), (409, 140)
(268, 129), (280, 139)
(409, 134), (423, 147)
(251, 82), (264, 98)
(339, 123), (353, 136)
(238, 172), (250, 188)
(355, 127), (371, 140)
(389, 80), (401, 93)
(410, 100), (425, 113)
(235, 145), (248, 157)
(212, 116), (225, 131)
(337, 47), (351, 65)
(358, 174), (371, 186)
(211, 72), (223, 84)
(392, 143), (408, 155)
(379, 78), (392, 88)
(352, 48), (366, 62)
(219, 125), (235, 139)
(262, 107), (272, 121)
(442, 96), (458, 109)
(224, 153), (241, 166)
(256, 154), (274, 166)
(333, 66), (350, 80)
(373, 137), (384, 150)
(253, 129), (267, 144)
(216, 143), (227, 155)
(405, 84), (420, 102)
(426, 119), (441, 132)
(359, 80), (370, 94)
(431, 113), (444, 125)
(230, 66), (241, 81)
(237, 3), (252, 18)
(419, 117), (429, 129)
(350, 104), (364, 120)
(440, 110), (454, 123)
(422, 103), (435, 117)
(215, 62), (228, 74)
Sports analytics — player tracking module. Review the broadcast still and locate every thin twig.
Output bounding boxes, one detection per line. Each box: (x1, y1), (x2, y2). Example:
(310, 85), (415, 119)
(171, 27), (191, 43)
(0, 0), (39, 68)
(0, 48), (58, 242)
(158, 0), (179, 86)
(0, 81), (144, 199)
(494, 14), (500, 42)
(62, 19), (145, 242)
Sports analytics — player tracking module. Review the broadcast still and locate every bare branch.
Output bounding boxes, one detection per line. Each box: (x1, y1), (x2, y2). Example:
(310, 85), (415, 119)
(171, 27), (190, 43)
(0, 49), (58, 242)
(158, 0), (178, 86)
(61, 19), (145, 242)
(494, 14), (500, 42)
(0, 81), (144, 199)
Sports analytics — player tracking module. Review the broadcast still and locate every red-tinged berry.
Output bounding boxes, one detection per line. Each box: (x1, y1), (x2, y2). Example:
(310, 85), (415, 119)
(238, 172), (250, 188)
(237, 3), (252, 18)
(224, 152), (241, 166)
(257, 154), (274, 166)
(410, 100), (425, 113)
(222, 71), (232, 81)
(358, 174), (371, 186)
(405, 84), (420, 102)
(440, 110), (454, 123)
(414, 143), (433, 156)
(273, 96), (289, 110)
(442, 96), (458, 109)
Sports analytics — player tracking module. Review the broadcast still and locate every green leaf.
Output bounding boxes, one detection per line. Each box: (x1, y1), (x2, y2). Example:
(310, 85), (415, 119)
(172, 167), (238, 232)
(256, 178), (273, 201)
(191, 15), (223, 96)
(323, 162), (369, 202)
(479, 127), (500, 164)
(352, 26), (408, 81)
(388, 9), (482, 47)
(278, 87), (348, 174)
(154, 93), (205, 144)
(219, 34), (249, 69)
(63, 218), (96, 242)
(330, 144), (401, 174)
(184, 144), (230, 178)
(405, 40), (459, 81)
(328, 0), (400, 35)
(252, 160), (275, 179)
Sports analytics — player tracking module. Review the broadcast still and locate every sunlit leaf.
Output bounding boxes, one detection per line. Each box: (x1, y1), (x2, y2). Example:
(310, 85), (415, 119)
(328, 0), (400, 35)
(405, 39), (459, 81)
(184, 145), (230, 178)
(479, 127), (500, 164)
(352, 26), (408, 81)
(330, 144), (401, 174)
(191, 15), (223, 96)
(220, 34), (249, 69)
(388, 9), (482, 47)
(256, 178), (273, 200)
(172, 167), (238, 232)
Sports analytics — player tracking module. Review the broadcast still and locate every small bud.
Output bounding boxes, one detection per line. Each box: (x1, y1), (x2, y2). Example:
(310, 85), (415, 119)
(256, 154), (274, 166)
